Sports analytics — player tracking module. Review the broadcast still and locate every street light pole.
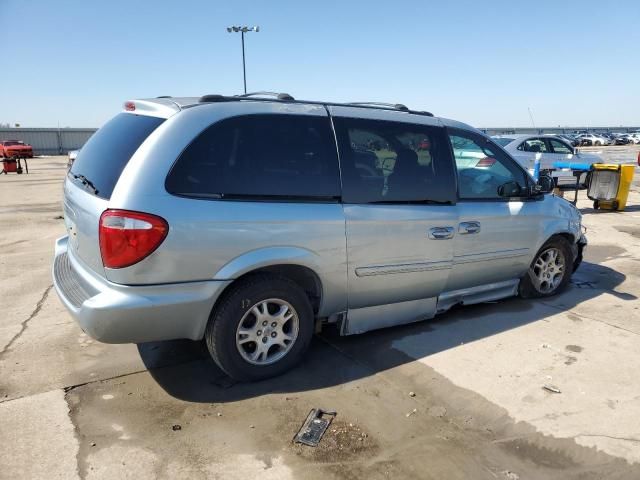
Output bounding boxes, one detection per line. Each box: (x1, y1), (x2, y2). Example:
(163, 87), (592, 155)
(241, 31), (246, 94)
(227, 26), (259, 94)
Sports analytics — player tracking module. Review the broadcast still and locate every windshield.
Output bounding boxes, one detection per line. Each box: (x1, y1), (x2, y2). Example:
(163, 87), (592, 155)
(492, 137), (514, 147)
(4, 141), (23, 146)
(69, 113), (164, 199)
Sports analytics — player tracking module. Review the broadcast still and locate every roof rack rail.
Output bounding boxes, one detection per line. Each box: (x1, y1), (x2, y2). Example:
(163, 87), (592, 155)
(194, 94), (434, 116)
(239, 91), (295, 101)
(199, 94), (228, 103)
(156, 95), (172, 98)
(347, 102), (409, 112)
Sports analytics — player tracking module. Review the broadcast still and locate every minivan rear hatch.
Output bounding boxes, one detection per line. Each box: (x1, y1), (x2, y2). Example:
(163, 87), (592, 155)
(64, 112), (165, 276)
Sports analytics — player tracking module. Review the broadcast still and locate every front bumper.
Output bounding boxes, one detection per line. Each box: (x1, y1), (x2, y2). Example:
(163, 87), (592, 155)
(52, 236), (231, 344)
(572, 234), (587, 272)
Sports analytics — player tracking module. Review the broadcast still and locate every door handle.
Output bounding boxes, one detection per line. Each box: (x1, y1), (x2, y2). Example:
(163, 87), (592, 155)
(459, 221), (481, 235)
(429, 227), (454, 240)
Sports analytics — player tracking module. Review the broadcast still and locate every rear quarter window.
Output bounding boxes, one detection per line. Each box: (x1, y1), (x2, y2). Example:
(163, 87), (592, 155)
(166, 114), (341, 200)
(69, 113), (165, 199)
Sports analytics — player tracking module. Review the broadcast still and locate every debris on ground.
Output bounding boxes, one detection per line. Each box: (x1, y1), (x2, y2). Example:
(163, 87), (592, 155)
(543, 385), (561, 394)
(428, 406), (447, 418)
(217, 412), (222, 417)
(406, 408), (418, 418)
(409, 391), (416, 397)
(502, 470), (520, 480)
(171, 424), (182, 431)
(294, 408), (336, 447)
(292, 419), (376, 462)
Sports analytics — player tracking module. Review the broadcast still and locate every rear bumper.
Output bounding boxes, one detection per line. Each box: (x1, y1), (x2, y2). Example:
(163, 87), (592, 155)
(52, 236), (231, 344)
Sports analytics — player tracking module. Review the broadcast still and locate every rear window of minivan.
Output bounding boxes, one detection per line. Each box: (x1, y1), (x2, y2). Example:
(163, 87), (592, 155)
(69, 113), (164, 199)
(166, 114), (341, 200)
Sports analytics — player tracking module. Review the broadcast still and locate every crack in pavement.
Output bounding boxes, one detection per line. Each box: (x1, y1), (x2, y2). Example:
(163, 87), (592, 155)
(0, 284), (53, 359)
(64, 392), (86, 480)
(576, 434), (640, 444)
(539, 300), (640, 337)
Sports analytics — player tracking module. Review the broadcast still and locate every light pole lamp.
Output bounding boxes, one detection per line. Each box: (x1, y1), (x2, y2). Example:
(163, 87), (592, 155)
(226, 25), (260, 94)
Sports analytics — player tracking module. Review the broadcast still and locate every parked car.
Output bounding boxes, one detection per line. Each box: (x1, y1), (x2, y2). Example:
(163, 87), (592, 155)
(629, 133), (640, 144)
(598, 133), (616, 145)
(577, 134), (606, 146)
(556, 134), (580, 147)
(53, 94), (586, 381)
(0, 140), (34, 158)
(595, 134), (613, 146)
(614, 135), (632, 145)
(492, 134), (601, 186)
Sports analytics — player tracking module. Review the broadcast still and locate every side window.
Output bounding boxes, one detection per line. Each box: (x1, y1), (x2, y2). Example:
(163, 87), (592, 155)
(449, 130), (528, 200)
(518, 138), (548, 153)
(334, 118), (456, 204)
(549, 138), (572, 154)
(166, 114), (340, 199)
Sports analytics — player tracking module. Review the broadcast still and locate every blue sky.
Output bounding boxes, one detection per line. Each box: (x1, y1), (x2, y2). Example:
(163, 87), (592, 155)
(1, 0), (639, 128)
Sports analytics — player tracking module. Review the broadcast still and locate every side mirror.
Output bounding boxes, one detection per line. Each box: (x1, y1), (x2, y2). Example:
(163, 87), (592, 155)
(498, 181), (523, 197)
(536, 174), (555, 194)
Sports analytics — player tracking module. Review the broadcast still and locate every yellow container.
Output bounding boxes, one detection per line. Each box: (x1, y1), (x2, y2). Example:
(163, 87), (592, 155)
(588, 163), (635, 211)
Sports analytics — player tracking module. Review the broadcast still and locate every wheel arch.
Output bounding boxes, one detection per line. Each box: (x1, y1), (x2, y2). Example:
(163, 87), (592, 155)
(210, 246), (326, 319)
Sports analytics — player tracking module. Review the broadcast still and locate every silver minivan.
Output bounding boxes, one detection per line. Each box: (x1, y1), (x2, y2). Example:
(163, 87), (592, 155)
(53, 93), (586, 380)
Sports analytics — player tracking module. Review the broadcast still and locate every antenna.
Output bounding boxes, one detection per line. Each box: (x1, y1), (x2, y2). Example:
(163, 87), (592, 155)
(527, 107), (537, 129)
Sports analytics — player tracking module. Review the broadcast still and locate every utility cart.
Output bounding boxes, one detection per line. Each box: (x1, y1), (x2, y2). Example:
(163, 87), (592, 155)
(1, 155), (29, 175)
(587, 163), (634, 211)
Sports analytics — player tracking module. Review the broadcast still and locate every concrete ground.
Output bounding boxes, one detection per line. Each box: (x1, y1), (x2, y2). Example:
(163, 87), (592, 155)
(1, 148), (640, 479)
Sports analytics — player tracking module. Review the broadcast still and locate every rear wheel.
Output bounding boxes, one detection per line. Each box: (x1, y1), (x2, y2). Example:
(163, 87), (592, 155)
(205, 274), (314, 381)
(519, 237), (573, 298)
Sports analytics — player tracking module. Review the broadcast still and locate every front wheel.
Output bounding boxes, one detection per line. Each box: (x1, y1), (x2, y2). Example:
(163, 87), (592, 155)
(519, 237), (573, 298)
(205, 274), (314, 381)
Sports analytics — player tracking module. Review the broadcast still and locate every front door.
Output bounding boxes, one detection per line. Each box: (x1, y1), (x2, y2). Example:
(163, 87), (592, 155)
(446, 129), (543, 296)
(329, 111), (458, 334)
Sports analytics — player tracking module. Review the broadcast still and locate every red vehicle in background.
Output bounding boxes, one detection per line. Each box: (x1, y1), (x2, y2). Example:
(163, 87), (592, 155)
(0, 140), (34, 159)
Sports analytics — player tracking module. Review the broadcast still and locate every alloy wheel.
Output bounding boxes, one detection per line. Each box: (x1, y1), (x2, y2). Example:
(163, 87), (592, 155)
(530, 247), (566, 294)
(235, 299), (300, 365)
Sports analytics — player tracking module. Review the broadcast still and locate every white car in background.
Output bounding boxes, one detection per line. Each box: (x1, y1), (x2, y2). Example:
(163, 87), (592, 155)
(492, 134), (602, 186)
(576, 134), (606, 146)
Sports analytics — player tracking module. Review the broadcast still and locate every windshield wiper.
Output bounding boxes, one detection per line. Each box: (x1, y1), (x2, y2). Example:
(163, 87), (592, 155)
(366, 199), (452, 205)
(72, 174), (99, 195)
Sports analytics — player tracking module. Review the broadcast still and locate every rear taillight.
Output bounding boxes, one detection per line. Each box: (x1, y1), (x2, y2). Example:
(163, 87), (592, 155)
(476, 157), (496, 167)
(99, 209), (168, 269)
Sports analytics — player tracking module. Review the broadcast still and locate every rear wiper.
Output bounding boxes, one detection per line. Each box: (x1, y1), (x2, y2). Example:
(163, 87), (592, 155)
(72, 174), (99, 195)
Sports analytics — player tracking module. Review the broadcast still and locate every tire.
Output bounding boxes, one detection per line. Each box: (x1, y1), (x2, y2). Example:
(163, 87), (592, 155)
(205, 273), (314, 381)
(593, 200), (599, 209)
(595, 141), (601, 146)
(519, 237), (573, 299)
